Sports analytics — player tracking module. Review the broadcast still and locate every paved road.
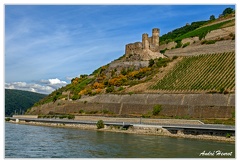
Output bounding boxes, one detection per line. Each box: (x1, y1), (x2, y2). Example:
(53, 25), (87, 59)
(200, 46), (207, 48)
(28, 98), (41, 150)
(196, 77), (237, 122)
(9, 117), (235, 131)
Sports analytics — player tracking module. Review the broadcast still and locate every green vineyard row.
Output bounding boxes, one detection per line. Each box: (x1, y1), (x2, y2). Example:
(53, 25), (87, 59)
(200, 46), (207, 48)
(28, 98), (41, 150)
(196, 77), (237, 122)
(151, 52), (235, 93)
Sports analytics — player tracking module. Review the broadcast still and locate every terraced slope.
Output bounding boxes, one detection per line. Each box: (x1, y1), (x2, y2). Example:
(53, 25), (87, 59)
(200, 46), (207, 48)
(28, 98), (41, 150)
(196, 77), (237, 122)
(151, 52), (235, 93)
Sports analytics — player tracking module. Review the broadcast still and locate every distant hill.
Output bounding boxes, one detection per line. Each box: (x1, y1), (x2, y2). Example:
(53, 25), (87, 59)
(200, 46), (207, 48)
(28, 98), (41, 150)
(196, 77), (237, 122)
(5, 89), (46, 116)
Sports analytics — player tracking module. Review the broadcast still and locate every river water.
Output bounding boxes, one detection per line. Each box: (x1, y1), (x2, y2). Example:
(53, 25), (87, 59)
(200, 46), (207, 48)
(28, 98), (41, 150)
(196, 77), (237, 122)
(5, 122), (235, 158)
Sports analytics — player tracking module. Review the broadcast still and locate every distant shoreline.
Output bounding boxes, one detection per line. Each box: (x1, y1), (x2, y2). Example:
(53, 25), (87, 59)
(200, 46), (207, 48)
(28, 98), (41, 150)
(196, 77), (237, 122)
(7, 120), (235, 143)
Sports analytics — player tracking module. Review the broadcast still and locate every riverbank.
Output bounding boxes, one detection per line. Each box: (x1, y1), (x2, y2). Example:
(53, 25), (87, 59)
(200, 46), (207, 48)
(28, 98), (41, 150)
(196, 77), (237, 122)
(7, 120), (235, 143)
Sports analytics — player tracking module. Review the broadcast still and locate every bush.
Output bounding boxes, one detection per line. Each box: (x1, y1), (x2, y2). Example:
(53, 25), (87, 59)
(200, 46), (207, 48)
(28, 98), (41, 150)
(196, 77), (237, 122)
(67, 114), (75, 119)
(59, 115), (68, 119)
(79, 109), (84, 114)
(172, 56), (178, 60)
(199, 31), (208, 40)
(106, 86), (114, 93)
(96, 120), (104, 129)
(219, 87), (225, 94)
(71, 94), (81, 100)
(182, 42), (190, 48)
(160, 48), (168, 54)
(87, 110), (98, 114)
(5, 117), (10, 121)
(226, 133), (231, 138)
(175, 40), (182, 48)
(152, 105), (162, 116)
(117, 86), (124, 91)
(201, 40), (216, 45)
(156, 58), (170, 68)
(102, 109), (109, 114)
(148, 59), (155, 67)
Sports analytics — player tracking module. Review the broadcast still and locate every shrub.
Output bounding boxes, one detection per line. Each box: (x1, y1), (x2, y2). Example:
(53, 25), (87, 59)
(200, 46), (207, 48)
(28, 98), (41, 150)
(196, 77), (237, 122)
(88, 110), (98, 114)
(79, 109), (84, 114)
(231, 111), (235, 119)
(5, 117), (10, 121)
(201, 40), (216, 45)
(71, 94), (81, 100)
(67, 114), (75, 119)
(182, 42), (190, 48)
(156, 58), (170, 68)
(219, 87), (225, 94)
(118, 86), (124, 91)
(175, 40), (182, 48)
(160, 48), (168, 54)
(148, 59), (155, 67)
(152, 105), (162, 116)
(96, 120), (104, 129)
(199, 31), (208, 40)
(128, 92), (134, 95)
(59, 115), (68, 119)
(172, 56), (178, 60)
(230, 33), (235, 40)
(121, 68), (127, 76)
(226, 133), (231, 138)
(106, 86), (114, 93)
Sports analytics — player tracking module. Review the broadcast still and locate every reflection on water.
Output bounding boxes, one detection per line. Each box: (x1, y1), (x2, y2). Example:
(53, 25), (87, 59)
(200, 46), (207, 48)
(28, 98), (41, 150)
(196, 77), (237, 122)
(5, 123), (235, 158)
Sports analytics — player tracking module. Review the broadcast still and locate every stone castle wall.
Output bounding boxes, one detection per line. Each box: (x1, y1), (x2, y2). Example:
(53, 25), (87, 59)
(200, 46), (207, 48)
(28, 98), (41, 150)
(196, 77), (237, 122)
(125, 28), (162, 60)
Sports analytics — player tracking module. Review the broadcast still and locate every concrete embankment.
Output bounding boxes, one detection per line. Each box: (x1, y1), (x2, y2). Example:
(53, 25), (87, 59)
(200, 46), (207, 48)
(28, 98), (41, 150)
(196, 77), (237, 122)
(8, 116), (235, 142)
(29, 93), (235, 119)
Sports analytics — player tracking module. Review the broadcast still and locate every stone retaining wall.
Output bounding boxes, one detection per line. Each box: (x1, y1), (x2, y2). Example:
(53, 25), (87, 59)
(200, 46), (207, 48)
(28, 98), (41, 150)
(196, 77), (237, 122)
(29, 93), (235, 119)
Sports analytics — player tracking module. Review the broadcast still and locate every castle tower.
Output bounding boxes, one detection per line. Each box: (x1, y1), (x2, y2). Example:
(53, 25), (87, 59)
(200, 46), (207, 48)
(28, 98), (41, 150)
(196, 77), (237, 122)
(142, 33), (149, 49)
(152, 28), (160, 47)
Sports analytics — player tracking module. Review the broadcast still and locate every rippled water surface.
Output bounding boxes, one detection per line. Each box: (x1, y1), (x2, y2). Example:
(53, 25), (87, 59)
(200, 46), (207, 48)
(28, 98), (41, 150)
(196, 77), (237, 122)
(5, 123), (235, 158)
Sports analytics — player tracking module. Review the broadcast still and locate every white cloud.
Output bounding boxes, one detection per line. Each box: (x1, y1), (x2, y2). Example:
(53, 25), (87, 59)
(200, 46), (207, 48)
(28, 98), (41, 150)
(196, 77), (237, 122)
(5, 78), (68, 94)
(49, 78), (67, 85)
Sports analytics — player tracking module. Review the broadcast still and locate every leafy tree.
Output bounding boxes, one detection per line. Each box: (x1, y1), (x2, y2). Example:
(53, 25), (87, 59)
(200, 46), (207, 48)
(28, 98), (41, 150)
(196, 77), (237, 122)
(160, 20), (207, 43)
(96, 120), (104, 129)
(222, 7), (234, 16)
(209, 15), (215, 21)
(148, 59), (155, 67)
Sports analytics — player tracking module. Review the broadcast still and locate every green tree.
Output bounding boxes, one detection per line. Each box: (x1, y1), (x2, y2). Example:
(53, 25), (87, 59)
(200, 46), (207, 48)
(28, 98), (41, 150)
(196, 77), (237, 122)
(148, 59), (155, 67)
(96, 120), (104, 129)
(209, 15), (215, 21)
(222, 7), (234, 16)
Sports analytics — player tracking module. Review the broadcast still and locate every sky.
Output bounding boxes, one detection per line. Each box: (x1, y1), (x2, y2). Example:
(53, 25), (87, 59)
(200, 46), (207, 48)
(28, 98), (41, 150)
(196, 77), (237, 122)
(4, 4), (236, 94)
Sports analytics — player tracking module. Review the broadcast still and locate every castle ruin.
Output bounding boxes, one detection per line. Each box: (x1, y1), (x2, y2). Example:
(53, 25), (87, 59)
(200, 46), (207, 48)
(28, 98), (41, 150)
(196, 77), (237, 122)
(125, 28), (164, 60)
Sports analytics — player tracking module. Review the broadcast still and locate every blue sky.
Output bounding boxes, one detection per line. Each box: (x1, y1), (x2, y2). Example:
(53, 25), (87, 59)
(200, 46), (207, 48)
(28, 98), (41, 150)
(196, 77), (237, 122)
(4, 4), (235, 94)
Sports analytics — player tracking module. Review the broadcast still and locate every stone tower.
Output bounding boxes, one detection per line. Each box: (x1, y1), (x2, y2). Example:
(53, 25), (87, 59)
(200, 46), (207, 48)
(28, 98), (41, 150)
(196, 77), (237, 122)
(142, 33), (149, 49)
(124, 28), (163, 60)
(152, 28), (160, 47)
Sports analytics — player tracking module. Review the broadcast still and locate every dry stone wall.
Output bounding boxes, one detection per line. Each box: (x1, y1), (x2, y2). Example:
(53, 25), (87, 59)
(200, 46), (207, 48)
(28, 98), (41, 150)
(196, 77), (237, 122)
(164, 40), (235, 57)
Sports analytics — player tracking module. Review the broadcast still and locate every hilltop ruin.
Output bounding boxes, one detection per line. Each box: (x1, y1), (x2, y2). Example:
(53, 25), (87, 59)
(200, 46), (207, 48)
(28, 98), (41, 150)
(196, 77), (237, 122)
(125, 28), (164, 61)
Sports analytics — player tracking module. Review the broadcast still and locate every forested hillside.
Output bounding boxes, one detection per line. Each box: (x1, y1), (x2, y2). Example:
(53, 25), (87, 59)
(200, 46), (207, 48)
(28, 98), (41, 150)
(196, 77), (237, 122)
(5, 89), (46, 116)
